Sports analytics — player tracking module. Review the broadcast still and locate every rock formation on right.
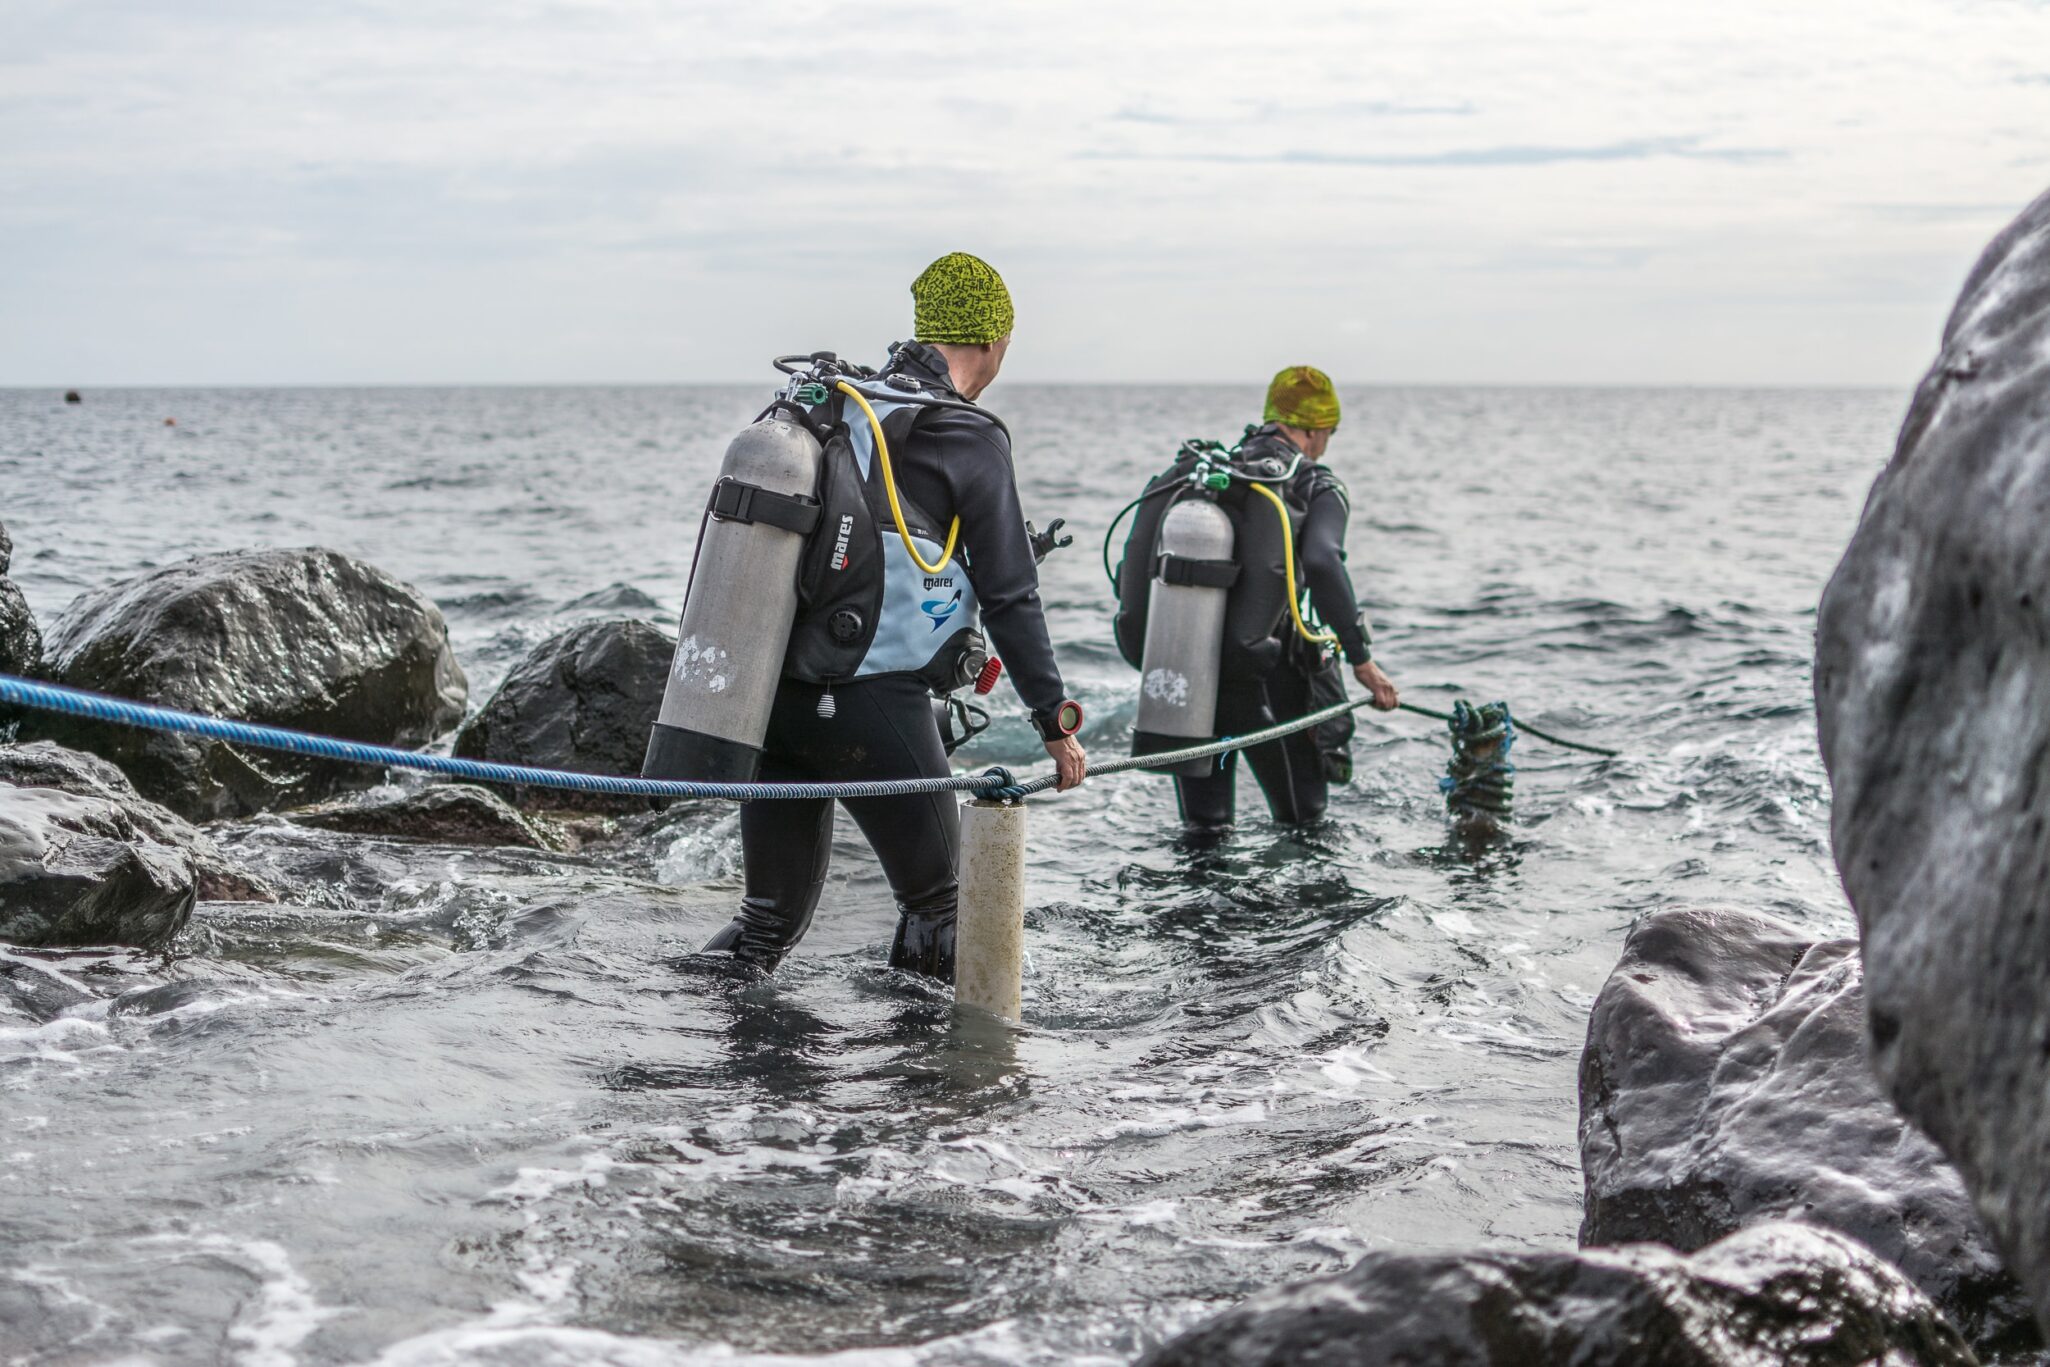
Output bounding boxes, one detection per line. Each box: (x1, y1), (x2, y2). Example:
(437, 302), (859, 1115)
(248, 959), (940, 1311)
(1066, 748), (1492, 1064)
(1816, 185), (2050, 1334)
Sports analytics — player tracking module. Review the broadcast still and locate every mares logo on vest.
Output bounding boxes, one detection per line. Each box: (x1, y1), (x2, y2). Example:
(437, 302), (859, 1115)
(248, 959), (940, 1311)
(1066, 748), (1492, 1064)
(921, 577), (961, 633)
(830, 514), (854, 571)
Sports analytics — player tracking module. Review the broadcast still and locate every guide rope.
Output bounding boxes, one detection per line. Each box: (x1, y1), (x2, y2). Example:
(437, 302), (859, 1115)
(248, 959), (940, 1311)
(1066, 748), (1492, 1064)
(0, 674), (1614, 806)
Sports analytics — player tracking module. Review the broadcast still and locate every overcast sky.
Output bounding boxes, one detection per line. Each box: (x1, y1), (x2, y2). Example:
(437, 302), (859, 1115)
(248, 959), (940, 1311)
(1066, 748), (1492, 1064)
(5, 1), (2048, 386)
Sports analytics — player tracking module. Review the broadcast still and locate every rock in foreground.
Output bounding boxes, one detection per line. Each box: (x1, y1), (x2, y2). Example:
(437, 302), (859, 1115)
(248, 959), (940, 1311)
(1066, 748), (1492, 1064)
(0, 784), (195, 948)
(0, 518), (42, 677)
(1816, 186), (2050, 1335)
(0, 741), (276, 902)
(453, 618), (672, 811)
(1140, 1222), (1974, 1367)
(1580, 905), (2031, 1351)
(33, 548), (467, 820)
(286, 784), (561, 850)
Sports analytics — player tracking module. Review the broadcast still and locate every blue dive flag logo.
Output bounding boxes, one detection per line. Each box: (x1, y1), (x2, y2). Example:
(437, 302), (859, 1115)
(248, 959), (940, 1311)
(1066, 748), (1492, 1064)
(921, 588), (962, 633)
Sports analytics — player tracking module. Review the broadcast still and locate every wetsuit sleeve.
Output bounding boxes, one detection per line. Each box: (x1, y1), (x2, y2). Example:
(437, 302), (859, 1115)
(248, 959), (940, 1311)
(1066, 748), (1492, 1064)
(1300, 477), (1372, 666)
(923, 412), (1069, 720)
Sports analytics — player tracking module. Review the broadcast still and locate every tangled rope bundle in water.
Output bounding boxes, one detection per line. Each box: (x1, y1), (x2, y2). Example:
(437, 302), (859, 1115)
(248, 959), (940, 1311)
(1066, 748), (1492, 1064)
(1440, 700), (1516, 821)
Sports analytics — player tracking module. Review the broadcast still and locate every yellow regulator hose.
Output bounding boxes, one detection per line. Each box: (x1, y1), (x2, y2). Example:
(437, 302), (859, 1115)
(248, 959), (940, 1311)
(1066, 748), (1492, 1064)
(837, 381), (961, 576)
(1248, 481), (1339, 648)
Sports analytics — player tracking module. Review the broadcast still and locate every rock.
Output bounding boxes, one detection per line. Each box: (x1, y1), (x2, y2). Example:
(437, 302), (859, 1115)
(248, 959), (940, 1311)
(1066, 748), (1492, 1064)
(0, 785), (195, 948)
(1579, 906), (2032, 1352)
(1139, 1222), (1975, 1367)
(453, 618), (673, 811)
(0, 518), (41, 678)
(285, 784), (562, 850)
(1815, 186), (2050, 1337)
(31, 548), (467, 820)
(0, 953), (95, 1022)
(0, 742), (276, 902)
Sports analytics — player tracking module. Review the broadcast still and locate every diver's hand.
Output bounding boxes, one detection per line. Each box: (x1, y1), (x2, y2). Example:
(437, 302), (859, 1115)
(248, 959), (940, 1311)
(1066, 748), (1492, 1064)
(1044, 736), (1087, 791)
(1026, 518), (1073, 564)
(1354, 660), (1399, 711)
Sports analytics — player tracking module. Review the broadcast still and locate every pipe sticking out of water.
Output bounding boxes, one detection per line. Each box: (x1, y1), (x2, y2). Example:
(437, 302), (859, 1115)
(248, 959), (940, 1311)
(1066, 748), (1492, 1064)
(955, 798), (1027, 1020)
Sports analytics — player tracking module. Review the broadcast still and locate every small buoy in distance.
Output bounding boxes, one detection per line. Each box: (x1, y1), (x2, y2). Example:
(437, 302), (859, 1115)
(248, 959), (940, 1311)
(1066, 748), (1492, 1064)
(63, 390), (81, 404)
(163, 417), (176, 426)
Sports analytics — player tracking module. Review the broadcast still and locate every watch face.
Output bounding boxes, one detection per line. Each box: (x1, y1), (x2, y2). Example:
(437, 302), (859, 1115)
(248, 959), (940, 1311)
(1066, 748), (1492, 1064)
(1056, 700), (1084, 736)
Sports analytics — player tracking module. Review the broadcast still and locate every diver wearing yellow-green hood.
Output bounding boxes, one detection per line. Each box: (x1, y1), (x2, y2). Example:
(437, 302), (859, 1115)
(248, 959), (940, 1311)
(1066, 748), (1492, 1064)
(697, 252), (1087, 980)
(1113, 364), (1401, 833)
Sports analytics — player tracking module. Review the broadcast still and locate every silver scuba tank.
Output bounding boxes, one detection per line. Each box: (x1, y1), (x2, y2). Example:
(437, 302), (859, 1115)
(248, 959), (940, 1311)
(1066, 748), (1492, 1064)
(1132, 495), (1237, 777)
(643, 416), (823, 783)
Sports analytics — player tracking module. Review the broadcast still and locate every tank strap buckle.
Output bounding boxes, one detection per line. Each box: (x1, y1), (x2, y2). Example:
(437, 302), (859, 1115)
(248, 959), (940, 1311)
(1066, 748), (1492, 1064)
(710, 477), (823, 535)
(1155, 553), (1239, 589)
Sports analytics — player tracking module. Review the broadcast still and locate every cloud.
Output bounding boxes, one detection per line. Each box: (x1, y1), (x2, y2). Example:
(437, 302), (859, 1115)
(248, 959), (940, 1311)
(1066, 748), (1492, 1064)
(1079, 137), (1786, 169)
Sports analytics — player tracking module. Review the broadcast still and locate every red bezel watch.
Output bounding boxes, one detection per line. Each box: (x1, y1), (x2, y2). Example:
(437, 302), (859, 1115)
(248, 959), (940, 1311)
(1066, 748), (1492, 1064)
(1031, 699), (1084, 741)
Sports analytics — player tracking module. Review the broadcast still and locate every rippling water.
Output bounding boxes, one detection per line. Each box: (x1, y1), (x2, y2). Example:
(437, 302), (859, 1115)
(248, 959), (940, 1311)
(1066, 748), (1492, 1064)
(0, 382), (1891, 1364)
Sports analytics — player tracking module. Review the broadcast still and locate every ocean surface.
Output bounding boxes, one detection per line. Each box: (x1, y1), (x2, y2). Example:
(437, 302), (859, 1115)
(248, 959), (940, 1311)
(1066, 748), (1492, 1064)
(0, 382), (1891, 1365)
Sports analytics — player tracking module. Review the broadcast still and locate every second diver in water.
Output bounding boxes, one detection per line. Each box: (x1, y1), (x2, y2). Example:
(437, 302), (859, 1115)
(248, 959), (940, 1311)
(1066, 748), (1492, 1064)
(1114, 365), (1399, 834)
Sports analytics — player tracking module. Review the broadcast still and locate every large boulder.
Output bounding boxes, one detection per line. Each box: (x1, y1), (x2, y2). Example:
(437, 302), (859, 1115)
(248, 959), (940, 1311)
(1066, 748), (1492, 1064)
(1140, 1222), (1974, 1367)
(32, 548), (467, 820)
(0, 785), (196, 947)
(0, 519), (41, 678)
(1816, 186), (2050, 1335)
(1580, 906), (2031, 1351)
(0, 741), (274, 902)
(453, 618), (672, 811)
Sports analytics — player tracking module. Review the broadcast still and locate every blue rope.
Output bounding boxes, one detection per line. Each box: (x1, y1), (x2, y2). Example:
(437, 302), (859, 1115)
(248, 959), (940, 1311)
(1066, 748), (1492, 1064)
(0, 674), (1006, 802)
(0, 674), (1605, 808)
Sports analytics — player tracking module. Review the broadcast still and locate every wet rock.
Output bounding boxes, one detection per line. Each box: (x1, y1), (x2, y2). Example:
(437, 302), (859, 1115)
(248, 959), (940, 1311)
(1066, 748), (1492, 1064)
(1140, 1222), (1974, 1367)
(453, 618), (673, 811)
(0, 953), (96, 1022)
(1580, 906), (2032, 1352)
(285, 783), (563, 850)
(0, 518), (41, 678)
(0, 742), (276, 902)
(31, 548), (467, 821)
(1815, 186), (2050, 1337)
(0, 785), (195, 948)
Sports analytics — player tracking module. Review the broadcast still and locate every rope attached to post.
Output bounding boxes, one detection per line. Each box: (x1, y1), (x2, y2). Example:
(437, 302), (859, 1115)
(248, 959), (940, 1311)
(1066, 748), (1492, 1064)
(0, 674), (1615, 806)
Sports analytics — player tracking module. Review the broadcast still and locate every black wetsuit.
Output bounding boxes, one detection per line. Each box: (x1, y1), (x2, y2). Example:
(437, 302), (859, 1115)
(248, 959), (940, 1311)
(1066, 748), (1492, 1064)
(1116, 424), (1370, 830)
(706, 343), (1068, 977)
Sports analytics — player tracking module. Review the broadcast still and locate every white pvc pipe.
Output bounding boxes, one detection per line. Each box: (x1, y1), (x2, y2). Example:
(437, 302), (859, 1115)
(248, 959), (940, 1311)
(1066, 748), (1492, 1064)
(955, 798), (1026, 1020)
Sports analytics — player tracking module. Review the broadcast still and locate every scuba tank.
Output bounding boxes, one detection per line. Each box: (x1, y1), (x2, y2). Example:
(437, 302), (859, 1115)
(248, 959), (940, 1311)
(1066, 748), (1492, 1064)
(644, 415), (824, 782)
(1132, 495), (1238, 776)
(645, 350), (1018, 783)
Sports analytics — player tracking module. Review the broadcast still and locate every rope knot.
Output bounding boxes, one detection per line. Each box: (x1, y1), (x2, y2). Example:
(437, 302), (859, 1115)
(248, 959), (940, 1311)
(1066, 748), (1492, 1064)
(980, 766), (1027, 804)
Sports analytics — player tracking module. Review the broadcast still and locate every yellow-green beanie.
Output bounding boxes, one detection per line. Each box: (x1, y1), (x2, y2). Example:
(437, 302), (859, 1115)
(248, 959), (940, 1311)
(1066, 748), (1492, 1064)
(911, 252), (1015, 345)
(1264, 365), (1341, 430)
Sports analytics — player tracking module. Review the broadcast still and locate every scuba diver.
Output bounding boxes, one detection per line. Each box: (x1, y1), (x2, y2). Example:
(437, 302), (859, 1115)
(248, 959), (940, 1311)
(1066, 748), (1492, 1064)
(652, 252), (1087, 980)
(1113, 365), (1399, 833)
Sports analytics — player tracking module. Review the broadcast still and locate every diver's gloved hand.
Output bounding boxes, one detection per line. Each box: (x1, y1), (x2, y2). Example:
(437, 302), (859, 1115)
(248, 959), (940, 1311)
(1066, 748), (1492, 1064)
(1026, 518), (1073, 564)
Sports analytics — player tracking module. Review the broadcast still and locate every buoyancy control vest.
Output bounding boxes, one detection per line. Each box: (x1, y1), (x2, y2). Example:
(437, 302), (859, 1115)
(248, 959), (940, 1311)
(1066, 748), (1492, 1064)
(781, 368), (985, 695)
(643, 351), (992, 784)
(1113, 426), (1316, 675)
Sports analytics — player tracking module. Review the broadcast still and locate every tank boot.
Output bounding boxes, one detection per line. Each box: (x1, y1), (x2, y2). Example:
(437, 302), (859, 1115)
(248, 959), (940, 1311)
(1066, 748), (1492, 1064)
(889, 907), (956, 981)
(702, 896), (810, 972)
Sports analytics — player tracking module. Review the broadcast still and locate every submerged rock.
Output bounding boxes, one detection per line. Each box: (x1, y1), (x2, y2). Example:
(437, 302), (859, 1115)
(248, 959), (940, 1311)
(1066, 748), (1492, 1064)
(453, 618), (673, 811)
(1816, 186), (2050, 1336)
(1140, 1222), (1974, 1367)
(286, 784), (562, 850)
(31, 548), (467, 821)
(0, 784), (195, 948)
(1580, 906), (2031, 1351)
(0, 518), (41, 678)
